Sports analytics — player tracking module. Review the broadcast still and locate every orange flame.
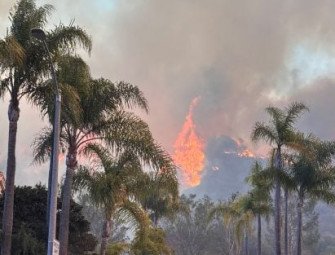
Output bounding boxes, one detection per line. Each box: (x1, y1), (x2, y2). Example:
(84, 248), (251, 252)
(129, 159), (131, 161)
(232, 137), (256, 158)
(238, 149), (255, 158)
(173, 97), (205, 187)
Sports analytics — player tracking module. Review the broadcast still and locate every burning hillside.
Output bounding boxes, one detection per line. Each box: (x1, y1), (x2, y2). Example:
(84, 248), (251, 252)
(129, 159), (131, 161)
(184, 135), (264, 200)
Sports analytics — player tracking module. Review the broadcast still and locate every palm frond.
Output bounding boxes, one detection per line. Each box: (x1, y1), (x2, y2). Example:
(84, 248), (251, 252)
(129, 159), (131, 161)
(283, 130), (307, 150)
(245, 161), (263, 184)
(82, 144), (115, 172)
(208, 203), (236, 225)
(72, 165), (93, 191)
(313, 169), (335, 187)
(0, 77), (11, 99)
(87, 111), (176, 173)
(56, 54), (91, 94)
(114, 81), (148, 113)
(251, 122), (278, 145)
(277, 169), (296, 191)
(253, 103), (308, 151)
(26, 79), (82, 126)
(309, 189), (335, 204)
(25, 80), (54, 119)
(118, 200), (151, 232)
(249, 166), (276, 189)
(10, 0), (54, 46)
(234, 219), (245, 246)
(138, 169), (179, 223)
(283, 102), (308, 129)
(315, 140), (335, 168)
(265, 106), (284, 133)
(76, 166), (122, 211)
(32, 127), (67, 164)
(59, 82), (83, 126)
(81, 79), (148, 127)
(47, 23), (92, 56)
(0, 35), (25, 68)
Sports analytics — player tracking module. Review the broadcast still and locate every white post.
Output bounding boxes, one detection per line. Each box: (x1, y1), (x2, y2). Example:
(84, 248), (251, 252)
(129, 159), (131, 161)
(31, 28), (61, 255)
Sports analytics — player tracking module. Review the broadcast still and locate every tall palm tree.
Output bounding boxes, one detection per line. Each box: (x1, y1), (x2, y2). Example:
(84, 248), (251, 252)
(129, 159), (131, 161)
(280, 152), (295, 255)
(252, 150), (294, 255)
(73, 144), (142, 255)
(209, 195), (254, 255)
(0, 1), (91, 253)
(246, 161), (272, 255)
(280, 136), (335, 255)
(236, 196), (254, 255)
(33, 56), (175, 254)
(31, 55), (88, 231)
(73, 144), (175, 255)
(251, 102), (308, 255)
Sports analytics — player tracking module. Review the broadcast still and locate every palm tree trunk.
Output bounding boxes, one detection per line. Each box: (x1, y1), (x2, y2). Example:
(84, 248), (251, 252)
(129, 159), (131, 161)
(153, 194), (159, 227)
(296, 196), (303, 255)
(1, 100), (20, 255)
(274, 146), (281, 255)
(284, 188), (288, 255)
(243, 228), (248, 255)
(59, 146), (77, 255)
(228, 225), (234, 255)
(100, 219), (112, 255)
(153, 210), (159, 227)
(257, 213), (261, 255)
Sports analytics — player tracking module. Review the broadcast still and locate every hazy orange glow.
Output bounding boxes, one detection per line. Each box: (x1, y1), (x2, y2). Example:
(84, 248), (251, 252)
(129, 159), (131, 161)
(232, 137), (256, 158)
(173, 97), (205, 187)
(238, 149), (255, 158)
(58, 153), (65, 162)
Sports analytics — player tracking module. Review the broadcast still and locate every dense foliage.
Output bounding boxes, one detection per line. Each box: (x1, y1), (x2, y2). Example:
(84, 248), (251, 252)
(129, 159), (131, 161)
(0, 185), (97, 254)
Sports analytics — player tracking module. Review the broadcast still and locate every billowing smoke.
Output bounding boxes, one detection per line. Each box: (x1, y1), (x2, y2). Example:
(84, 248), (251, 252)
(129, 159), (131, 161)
(1, 0), (335, 185)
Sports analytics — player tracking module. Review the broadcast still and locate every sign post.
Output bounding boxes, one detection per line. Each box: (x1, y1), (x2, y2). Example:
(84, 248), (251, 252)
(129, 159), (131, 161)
(52, 240), (59, 255)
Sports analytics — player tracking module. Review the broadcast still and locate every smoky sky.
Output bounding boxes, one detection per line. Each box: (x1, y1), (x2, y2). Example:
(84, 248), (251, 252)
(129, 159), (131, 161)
(1, 0), (335, 185)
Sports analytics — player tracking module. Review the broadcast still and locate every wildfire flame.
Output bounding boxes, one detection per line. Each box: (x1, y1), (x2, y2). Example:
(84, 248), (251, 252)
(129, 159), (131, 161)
(232, 137), (255, 158)
(238, 149), (255, 158)
(173, 97), (205, 187)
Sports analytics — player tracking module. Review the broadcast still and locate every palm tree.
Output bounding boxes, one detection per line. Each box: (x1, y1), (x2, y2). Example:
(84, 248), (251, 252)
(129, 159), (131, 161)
(252, 150), (293, 255)
(0, 1), (91, 253)
(236, 196), (254, 255)
(251, 102), (308, 255)
(209, 195), (254, 255)
(252, 150), (291, 255)
(73, 144), (175, 255)
(33, 57), (175, 254)
(73, 144), (142, 255)
(280, 152), (295, 255)
(139, 169), (179, 227)
(283, 174), (289, 255)
(281, 136), (335, 255)
(246, 161), (272, 255)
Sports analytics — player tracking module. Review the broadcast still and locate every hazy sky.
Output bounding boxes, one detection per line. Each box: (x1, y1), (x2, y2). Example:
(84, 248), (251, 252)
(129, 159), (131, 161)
(2, 0), (335, 186)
